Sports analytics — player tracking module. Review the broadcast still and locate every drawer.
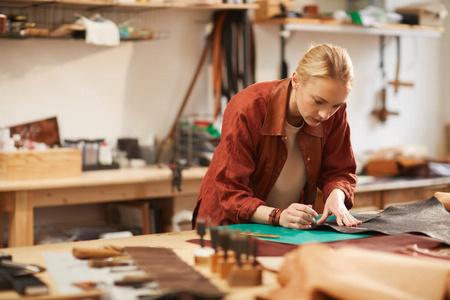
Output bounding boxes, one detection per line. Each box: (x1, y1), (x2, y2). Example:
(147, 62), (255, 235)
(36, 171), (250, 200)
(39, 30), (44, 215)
(382, 185), (450, 208)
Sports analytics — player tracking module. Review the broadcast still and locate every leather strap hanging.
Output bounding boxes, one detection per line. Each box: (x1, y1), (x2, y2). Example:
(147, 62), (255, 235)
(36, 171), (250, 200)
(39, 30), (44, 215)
(212, 12), (227, 121)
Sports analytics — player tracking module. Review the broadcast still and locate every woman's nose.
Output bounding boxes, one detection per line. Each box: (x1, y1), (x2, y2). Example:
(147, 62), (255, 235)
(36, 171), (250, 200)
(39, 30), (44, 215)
(318, 109), (329, 120)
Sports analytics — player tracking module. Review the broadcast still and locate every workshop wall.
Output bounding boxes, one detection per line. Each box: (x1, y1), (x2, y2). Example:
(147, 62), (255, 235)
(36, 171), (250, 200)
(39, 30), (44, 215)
(0, 1), (448, 159)
(254, 26), (444, 156)
(443, 0), (450, 128)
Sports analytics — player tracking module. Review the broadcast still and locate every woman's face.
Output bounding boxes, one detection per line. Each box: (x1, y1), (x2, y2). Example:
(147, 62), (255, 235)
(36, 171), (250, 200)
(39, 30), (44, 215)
(291, 73), (350, 127)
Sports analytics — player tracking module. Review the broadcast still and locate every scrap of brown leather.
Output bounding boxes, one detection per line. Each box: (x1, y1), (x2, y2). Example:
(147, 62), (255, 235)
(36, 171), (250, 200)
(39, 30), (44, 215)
(269, 243), (450, 300)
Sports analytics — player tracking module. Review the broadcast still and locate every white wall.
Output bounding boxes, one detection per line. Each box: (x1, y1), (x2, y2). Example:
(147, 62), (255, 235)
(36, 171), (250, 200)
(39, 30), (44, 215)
(0, 10), (211, 145)
(0, 1), (448, 158)
(254, 25), (444, 156)
(443, 0), (450, 128)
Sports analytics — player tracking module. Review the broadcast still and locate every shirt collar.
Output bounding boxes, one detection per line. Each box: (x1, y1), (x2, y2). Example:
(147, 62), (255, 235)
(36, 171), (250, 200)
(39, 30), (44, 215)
(261, 78), (324, 138)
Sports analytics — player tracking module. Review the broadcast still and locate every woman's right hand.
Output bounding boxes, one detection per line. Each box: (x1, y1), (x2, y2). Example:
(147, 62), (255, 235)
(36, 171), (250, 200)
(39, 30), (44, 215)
(279, 203), (318, 229)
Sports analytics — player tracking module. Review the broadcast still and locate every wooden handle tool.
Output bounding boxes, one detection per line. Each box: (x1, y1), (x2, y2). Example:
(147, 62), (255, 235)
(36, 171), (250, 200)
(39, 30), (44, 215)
(72, 247), (124, 260)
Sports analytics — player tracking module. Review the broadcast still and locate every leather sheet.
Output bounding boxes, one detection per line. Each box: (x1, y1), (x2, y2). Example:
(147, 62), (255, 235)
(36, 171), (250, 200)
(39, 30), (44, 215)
(271, 243), (450, 300)
(313, 196), (450, 244)
(125, 247), (222, 297)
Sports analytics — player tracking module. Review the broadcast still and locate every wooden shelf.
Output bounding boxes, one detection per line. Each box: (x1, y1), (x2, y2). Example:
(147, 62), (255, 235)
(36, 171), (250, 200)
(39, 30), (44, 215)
(0, 0), (258, 11)
(256, 18), (444, 38)
(0, 0), (53, 7)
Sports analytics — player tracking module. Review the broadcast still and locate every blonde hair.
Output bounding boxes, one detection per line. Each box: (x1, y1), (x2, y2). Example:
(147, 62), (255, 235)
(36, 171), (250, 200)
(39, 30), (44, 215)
(296, 44), (354, 91)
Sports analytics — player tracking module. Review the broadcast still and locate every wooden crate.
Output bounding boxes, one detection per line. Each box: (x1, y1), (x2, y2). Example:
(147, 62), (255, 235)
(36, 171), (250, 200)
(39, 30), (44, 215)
(0, 148), (82, 181)
(253, 0), (294, 21)
(365, 159), (399, 177)
(396, 6), (444, 27)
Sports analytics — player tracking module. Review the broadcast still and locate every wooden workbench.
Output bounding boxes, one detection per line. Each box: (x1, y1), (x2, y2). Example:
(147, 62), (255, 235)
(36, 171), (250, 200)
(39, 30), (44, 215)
(0, 166), (208, 248)
(1, 163), (449, 248)
(0, 230), (279, 300)
(317, 176), (450, 214)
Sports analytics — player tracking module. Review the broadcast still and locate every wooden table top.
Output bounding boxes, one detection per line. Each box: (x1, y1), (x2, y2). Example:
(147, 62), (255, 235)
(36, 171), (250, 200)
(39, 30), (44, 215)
(0, 166), (209, 191)
(0, 230), (279, 300)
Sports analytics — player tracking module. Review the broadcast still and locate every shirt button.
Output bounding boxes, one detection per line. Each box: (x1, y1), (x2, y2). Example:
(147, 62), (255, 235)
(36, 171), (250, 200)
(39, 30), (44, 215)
(307, 157), (311, 161)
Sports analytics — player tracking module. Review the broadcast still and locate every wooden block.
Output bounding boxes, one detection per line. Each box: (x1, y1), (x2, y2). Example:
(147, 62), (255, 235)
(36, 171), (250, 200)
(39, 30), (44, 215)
(194, 247), (214, 266)
(395, 6), (444, 27)
(0, 148), (82, 181)
(210, 252), (222, 273)
(253, 0), (294, 21)
(218, 256), (236, 279)
(365, 159), (399, 177)
(227, 265), (262, 287)
(21, 28), (50, 37)
(50, 23), (85, 37)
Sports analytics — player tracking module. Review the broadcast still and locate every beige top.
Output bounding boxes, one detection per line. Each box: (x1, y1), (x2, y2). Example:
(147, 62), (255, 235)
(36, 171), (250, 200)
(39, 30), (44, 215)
(266, 121), (307, 209)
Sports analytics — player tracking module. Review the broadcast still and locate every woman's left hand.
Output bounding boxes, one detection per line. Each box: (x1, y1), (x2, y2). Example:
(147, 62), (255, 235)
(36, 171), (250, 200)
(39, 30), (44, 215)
(316, 189), (362, 226)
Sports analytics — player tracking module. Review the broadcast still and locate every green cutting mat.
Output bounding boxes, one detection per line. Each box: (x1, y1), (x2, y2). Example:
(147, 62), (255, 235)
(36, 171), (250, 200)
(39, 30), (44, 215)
(224, 216), (372, 245)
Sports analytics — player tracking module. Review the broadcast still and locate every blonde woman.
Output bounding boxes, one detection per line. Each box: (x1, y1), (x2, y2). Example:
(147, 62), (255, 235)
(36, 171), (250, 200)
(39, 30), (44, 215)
(193, 44), (362, 229)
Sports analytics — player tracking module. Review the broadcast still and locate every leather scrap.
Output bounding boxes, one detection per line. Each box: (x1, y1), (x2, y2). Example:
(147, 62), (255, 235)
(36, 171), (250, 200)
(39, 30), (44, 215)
(270, 243), (450, 300)
(312, 196), (450, 244)
(125, 247), (223, 297)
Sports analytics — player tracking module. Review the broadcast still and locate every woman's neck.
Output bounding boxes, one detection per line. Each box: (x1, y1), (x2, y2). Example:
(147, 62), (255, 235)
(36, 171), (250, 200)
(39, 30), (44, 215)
(286, 87), (304, 127)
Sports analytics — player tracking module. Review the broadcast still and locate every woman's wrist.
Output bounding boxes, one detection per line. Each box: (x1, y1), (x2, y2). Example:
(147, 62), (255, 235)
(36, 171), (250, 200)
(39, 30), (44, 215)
(268, 208), (284, 226)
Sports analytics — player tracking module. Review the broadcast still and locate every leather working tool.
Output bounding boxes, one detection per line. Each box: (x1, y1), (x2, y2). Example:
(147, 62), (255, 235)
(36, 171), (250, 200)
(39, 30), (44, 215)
(72, 245), (127, 259)
(388, 36), (414, 93)
(372, 35), (399, 122)
(0, 253), (48, 296)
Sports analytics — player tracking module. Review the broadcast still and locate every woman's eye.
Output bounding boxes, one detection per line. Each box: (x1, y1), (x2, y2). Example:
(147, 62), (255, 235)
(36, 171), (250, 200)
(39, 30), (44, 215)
(314, 99), (323, 105)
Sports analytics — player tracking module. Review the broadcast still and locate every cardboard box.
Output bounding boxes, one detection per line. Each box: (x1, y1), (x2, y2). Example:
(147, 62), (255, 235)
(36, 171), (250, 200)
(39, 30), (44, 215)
(253, 0), (294, 21)
(396, 2), (447, 27)
(365, 159), (399, 177)
(0, 148), (82, 181)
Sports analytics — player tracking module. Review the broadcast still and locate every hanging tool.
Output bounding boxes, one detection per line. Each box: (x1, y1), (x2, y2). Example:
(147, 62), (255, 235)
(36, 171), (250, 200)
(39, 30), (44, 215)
(388, 36), (414, 94)
(372, 35), (399, 122)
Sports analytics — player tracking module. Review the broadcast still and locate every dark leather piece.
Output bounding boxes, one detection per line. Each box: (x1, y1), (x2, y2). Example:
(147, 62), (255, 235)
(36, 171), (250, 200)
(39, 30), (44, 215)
(312, 196), (450, 244)
(125, 247), (223, 296)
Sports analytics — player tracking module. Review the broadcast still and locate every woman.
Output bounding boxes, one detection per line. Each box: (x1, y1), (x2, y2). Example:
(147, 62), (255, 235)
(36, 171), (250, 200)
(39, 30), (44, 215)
(192, 44), (361, 229)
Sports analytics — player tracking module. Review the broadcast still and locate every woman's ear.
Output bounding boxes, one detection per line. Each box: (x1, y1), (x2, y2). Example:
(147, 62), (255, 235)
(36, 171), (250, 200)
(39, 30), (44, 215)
(291, 72), (300, 89)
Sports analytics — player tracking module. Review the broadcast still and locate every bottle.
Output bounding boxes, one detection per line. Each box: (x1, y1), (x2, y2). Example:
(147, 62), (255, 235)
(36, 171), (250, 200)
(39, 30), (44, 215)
(0, 127), (10, 151)
(98, 141), (113, 165)
(12, 134), (22, 149)
(2, 138), (17, 152)
(83, 140), (99, 166)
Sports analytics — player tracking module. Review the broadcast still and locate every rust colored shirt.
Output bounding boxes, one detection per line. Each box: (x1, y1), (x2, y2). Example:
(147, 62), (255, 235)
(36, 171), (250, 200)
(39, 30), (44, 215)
(192, 78), (357, 227)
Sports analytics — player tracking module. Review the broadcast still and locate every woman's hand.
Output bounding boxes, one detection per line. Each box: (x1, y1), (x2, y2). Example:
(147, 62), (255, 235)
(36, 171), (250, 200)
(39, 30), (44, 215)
(317, 189), (361, 226)
(279, 203), (318, 229)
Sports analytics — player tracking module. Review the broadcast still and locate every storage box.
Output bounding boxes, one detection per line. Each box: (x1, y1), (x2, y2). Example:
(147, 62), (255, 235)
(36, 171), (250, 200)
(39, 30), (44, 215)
(365, 159), (399, 177)
(253, 0), (294, 21)
(0, 148), (82, 181)
(396, 2), (447, 27)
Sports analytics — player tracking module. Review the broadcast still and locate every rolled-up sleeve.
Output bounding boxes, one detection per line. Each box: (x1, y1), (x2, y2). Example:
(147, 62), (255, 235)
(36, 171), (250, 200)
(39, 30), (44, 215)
(318, 105), (357, 209)
(213, 97), (266, 223)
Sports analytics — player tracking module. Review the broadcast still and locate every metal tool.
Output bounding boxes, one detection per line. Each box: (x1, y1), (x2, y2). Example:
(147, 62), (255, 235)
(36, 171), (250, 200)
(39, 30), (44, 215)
(240, 232), (281, 238)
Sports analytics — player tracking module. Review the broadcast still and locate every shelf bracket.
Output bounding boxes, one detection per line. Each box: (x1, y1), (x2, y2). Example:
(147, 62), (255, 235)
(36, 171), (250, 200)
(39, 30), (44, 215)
(388, 35), (414, 94)
(372, 35), (399, 122)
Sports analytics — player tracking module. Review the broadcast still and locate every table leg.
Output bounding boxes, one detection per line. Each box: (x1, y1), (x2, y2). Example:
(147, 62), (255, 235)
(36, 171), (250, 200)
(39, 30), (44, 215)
(0, 212), (4, 248)
(8, 191), (33, 247)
